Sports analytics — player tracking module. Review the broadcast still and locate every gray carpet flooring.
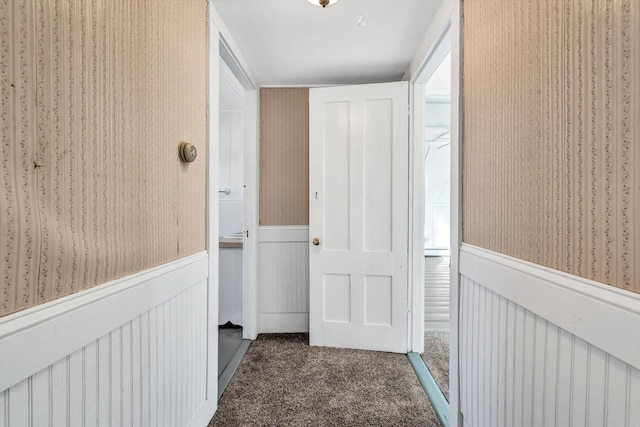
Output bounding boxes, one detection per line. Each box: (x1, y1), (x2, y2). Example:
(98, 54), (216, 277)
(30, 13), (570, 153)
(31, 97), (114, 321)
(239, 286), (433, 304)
(420, 332), (450, 401)
(209, 334), (441, 426)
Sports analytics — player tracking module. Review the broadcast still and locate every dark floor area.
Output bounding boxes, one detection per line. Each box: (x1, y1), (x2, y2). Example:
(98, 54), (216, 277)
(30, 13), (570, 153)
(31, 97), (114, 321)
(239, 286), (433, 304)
(218, 328), (243, 376)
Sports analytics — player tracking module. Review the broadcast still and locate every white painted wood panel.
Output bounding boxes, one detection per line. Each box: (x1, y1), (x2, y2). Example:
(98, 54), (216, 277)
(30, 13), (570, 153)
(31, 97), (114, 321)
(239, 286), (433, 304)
(50, 358), (67, 426)
(258, 226), (309, 333)
(259, 242), (309, 314)
(0, 282), (208, 427)
(459, 275), (640, 427)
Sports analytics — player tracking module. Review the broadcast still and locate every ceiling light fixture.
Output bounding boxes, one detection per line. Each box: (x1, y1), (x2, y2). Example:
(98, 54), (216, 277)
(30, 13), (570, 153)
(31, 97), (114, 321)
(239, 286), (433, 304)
(307, 0), (340, 8)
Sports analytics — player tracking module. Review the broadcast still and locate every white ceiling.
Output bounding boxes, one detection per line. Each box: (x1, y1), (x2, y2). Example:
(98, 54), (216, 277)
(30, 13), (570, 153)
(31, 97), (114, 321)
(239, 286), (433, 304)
(213, 0), (443, 86)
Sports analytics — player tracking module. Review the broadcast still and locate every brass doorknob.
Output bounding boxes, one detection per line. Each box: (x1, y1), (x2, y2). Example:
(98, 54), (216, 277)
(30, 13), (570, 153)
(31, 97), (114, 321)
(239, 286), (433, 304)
(312, 237), (320, 246)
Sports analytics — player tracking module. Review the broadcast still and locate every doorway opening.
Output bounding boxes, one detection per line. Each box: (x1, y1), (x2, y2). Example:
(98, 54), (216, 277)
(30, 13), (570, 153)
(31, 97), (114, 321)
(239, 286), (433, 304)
(217, 55), (251, 396)
(421, 49), (452, 401)
(408, 10), (461, 424)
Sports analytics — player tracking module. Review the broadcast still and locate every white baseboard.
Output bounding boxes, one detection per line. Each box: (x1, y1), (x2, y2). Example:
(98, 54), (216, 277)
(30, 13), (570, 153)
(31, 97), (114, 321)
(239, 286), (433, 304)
(259, 313), (309, 333)
(190, 400), (217, 427)
(0, 252), (208, 391)
(460, 244), (640, 369)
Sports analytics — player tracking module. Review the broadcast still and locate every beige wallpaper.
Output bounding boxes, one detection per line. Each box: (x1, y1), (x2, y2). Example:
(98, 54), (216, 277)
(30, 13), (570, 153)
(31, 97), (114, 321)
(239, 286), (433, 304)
(259, 88), (310, 226)
(1, 0), (207, 316)
(463, 0), (640, 293)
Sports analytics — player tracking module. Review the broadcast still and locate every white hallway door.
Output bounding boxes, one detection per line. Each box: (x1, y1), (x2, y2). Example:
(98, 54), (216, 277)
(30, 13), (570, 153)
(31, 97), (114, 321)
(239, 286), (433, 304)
(309, 82), (409, 353)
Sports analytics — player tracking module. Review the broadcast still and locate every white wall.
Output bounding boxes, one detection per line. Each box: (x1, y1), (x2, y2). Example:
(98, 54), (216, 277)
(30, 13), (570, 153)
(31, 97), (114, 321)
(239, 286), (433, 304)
(219, 111), (245, 237)
(219, 247), (243, 326)
(219, 202), (244, 238)
(218, 36), (246, 238)
(424, 53), (451, 253)
(458, 245), (640, 427)
(218, 111), (245, 202)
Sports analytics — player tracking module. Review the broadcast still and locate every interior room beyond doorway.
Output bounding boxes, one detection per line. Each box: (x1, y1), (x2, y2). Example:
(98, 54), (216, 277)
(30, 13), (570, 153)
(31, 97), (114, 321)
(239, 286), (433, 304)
(423, 50), (452, 401)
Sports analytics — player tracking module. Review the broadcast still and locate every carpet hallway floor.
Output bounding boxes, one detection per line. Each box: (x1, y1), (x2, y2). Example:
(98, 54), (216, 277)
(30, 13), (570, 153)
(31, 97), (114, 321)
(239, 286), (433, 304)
(208, 334), (441, 426)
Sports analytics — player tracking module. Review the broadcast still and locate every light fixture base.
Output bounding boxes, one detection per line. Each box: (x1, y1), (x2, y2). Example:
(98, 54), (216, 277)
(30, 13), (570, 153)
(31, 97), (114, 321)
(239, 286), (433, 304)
(307, 0), (340, 7)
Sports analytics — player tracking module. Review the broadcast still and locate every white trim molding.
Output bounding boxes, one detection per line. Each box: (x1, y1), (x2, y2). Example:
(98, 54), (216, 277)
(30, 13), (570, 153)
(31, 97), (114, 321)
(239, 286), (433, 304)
(407, 2), (461, 425)
(404, 0), (457, 81)
(258, 313), (309, 333)
(242, 88), (260, 341)
(448, 6), (462, 426)
(259, 225), (310, 243)
(209, 4), (259, 89)
(460, 244), (640, 370)
(0, 252), (208, 392)
(215, 20), (261, 342)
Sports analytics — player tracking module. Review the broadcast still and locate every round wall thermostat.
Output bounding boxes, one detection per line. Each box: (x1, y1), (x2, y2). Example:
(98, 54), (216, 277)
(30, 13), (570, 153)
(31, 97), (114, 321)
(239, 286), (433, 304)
(179, 142), (197, 163)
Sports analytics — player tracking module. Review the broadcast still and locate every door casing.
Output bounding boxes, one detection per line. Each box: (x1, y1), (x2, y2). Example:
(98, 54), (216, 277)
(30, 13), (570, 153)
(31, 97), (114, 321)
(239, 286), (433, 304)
(406, 2), (462, 426)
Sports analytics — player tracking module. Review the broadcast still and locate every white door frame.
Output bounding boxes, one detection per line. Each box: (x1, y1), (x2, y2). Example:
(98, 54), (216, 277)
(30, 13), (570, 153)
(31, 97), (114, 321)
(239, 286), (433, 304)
(201, 4), (221, 422)
(409, 27), (452, 353)
(407, 2), (462, 426)
(449, 8), (461, 425)
(218, 39), (260, 341)
(210, 9), (260, 341)
(198, 3), (259, 423)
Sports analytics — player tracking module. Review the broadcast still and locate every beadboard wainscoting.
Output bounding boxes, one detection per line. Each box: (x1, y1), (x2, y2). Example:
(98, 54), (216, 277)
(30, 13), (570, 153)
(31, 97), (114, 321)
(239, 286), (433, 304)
(0, 253), (213, 427)
(258, 227), (309, 333)
(458, 245), (640, 427)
